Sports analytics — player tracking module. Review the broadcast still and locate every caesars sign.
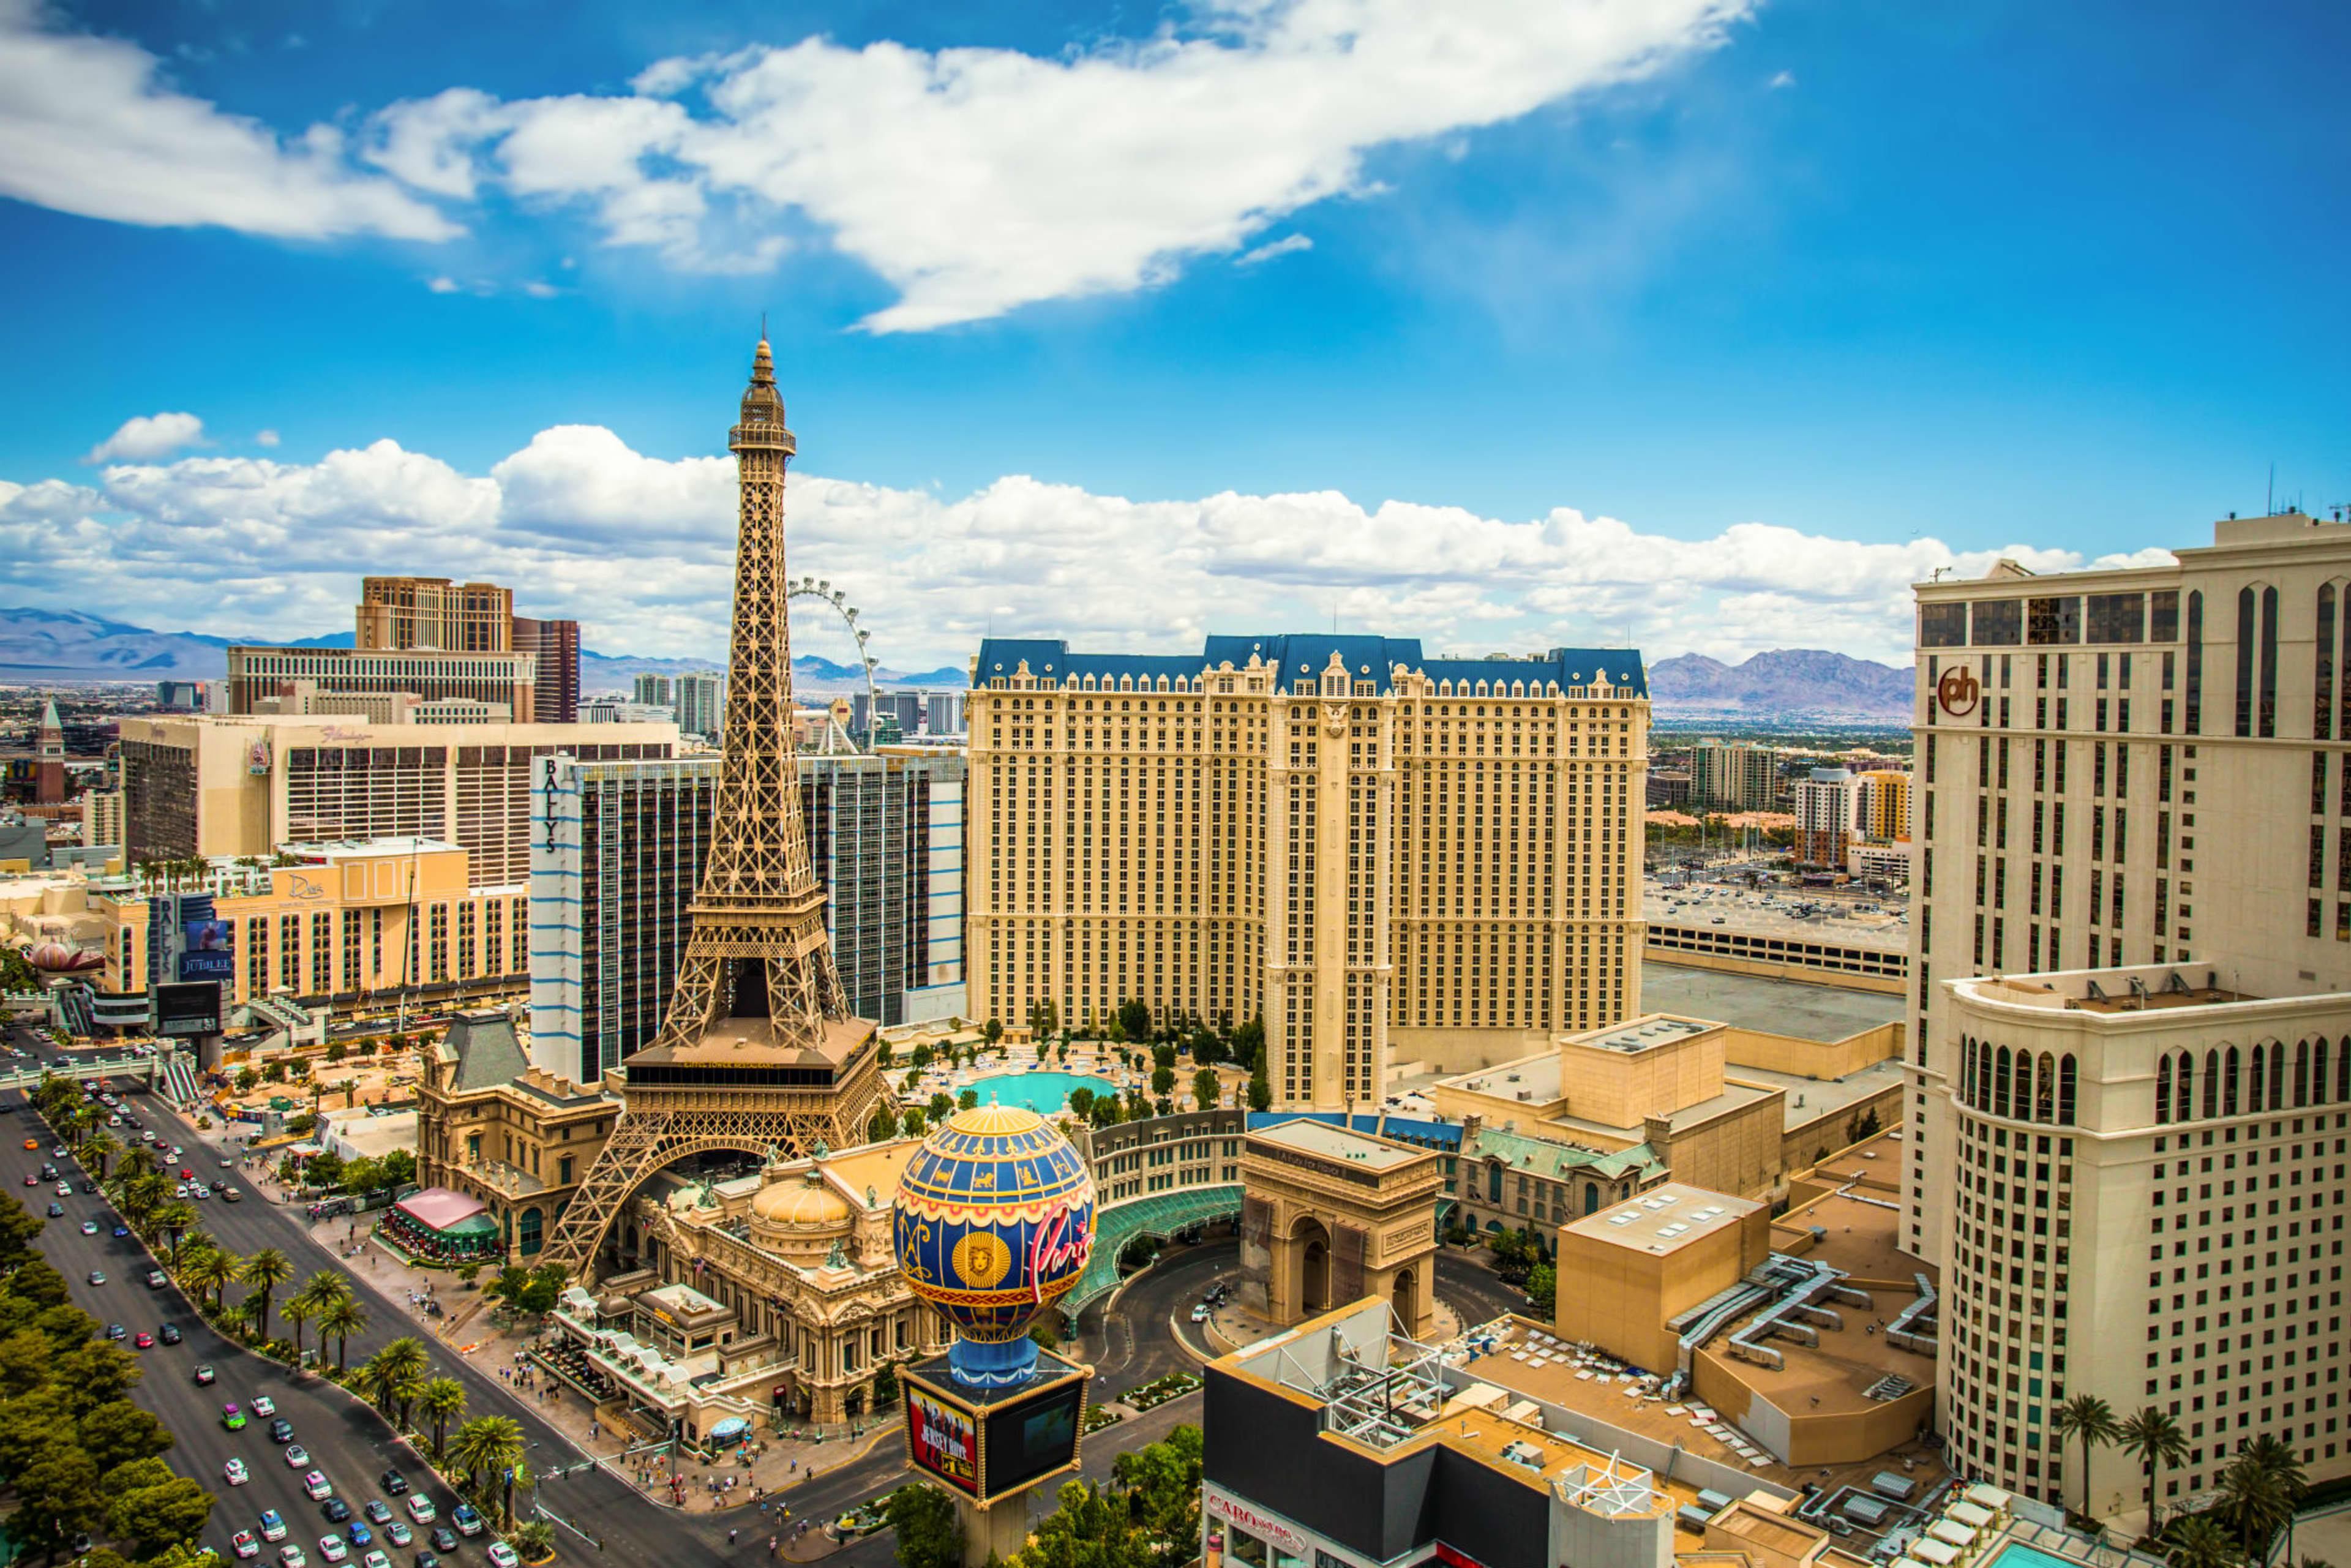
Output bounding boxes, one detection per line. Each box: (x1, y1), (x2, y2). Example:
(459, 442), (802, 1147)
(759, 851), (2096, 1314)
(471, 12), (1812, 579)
(1936, 666), (1981, 718)
(907, 1387), (979, 1496)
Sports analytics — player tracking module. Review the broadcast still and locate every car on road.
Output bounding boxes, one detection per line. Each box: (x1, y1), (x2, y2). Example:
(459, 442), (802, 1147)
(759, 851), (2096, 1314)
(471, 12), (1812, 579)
(48, 1146), (62, 1158)
(146, 1269), (168, 1289)
(232, 1532), (261, 1559)
(78, 1220), (97, 1235)
(258, 1512), (288, 1543)
(427, 1529), (457, 1553)
(39, 1163), (56, 1180)
(379, 1470), (409, 1496)
(322, 1499), (352, 1525)
(362, 1553), (391, 1568)
(269, 1419), (295, 1444)
(403, 1497), (437, 1525)
(484, 1545), (517, 1568)
(103, 1322), (126, 1340)
(113, 1224), (129, 1237)
(318, 1537), (350, 1563)
(86, 1268), (105, 1284)
(179, 1168), (193, 1179)
(18, 1138), (34, 1150)
(285, 1444), (311, 1468)
(45, 1202), (61, 1218)
(222, 1402), (246, 1430)
(252, 1396), (277, 1417)
(133, 1331), (155, 1348)
(220, 1157), (234, 1167)
(362, 1502), (393, 1526)
(18, 1174), (33, 1188)
(348, 1523), (372, 1548)
(278, 1547), (308, 1568)
(414, 1553), (441, 1568)
(159, 1324), (182, 1345)
(1190, 1304), (1210, 1322)
(225, 1458), (250, 1486)
(303, 1472), (334, 1501)
(449, 1507), (482, 1539)
(78, 1179), (96, 1194)
(56, 1182), (72, 1197)
(381, 1525), (411, 1548)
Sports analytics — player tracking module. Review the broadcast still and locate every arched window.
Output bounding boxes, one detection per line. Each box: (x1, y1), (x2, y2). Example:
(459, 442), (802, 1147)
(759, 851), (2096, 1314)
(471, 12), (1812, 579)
(1979, 1044), (1996, 1111)
(2223, 1045), (2241, 1116)
(2034, 1052), (2057, 1123)
(2270, 1041), (2287, 1111)
(1963, 1037), (1977, 1105)
(2317, 585), (2336, 740)
(2012, 1052), (2034, 1122)
(2294, 1040), (2311, 1108)
(1995, 1046), (2013, 1119)
(2202, 1049), (2220, 1119)
(2237, 587), (2259, 737)
(2177, 1052), (2194, 1123)
(2337, 1036), (2350, 1101)
(2262, 584), (2281, 737)
(2058, 1056), (2078, 1125)
(2251, 1043), (2268, 1112)
(1584, 1182), (1600, 1215)
(2315, 1039), (2331, 1106)
(2186, 590), (2205, 734)
(2156, 1054), (2173, 1124)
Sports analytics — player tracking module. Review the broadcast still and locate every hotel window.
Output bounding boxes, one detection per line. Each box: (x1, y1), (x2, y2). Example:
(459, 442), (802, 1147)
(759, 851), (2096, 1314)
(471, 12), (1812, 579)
(2186, 592), (2205, 734)
(2029, 597), (2083, 645)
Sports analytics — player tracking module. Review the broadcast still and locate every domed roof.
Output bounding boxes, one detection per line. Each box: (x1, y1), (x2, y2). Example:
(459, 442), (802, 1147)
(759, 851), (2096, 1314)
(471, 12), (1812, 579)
(751, 1168), (853, 1231)
(24, 940), (97, 973)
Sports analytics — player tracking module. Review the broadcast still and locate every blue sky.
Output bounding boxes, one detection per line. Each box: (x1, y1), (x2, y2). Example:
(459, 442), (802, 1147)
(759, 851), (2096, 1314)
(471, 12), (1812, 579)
(2, 0), (2347, 668)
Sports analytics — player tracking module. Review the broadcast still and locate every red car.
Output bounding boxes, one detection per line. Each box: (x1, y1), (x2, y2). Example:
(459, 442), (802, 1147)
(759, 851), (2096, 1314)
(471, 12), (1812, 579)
(178, 1168), (193, 1179)
(133, 1332), (156, 1348)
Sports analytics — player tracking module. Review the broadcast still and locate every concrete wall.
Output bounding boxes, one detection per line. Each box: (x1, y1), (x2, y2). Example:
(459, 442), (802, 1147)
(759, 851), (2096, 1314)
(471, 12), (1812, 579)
(1558, 1024), (1727, 1128)
(1646, 1086), (1786, 1199)
(1721, 1022), (1903, 1079)
(1692, 1348), (1935, 1468)
(1640, 932), (1905, 994)
(1779, 1078), (1907, 1174)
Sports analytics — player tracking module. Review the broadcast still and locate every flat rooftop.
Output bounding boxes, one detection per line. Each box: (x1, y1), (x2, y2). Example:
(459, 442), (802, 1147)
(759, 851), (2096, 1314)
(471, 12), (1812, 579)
(1771, 1184), (1932, 1289)
(627, 1014), (876, 1068)
(1730, 1057), (1906, 1131)
(1954, 966), (2255, 1014)
(1565, 1015), (1714, 1056)
(1643, 887), (1908, 953)
(1564, 1182), (1758, 1255)
(283, 837), (465, 858)
(1250, 1117), (1426, 1170)
(1447, 1051), (1562, 1105)
(1706, 1275), (1931, 1420)
(1640, 962), (1907, 1041)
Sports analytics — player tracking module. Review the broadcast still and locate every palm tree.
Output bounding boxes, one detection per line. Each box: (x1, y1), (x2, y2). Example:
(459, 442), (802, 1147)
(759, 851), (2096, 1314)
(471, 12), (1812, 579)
(420, 1378), (467, 1459)
(2121, 1406), (2190, 1540)
(375, 1337), (432, 1430)
(2226, 1436), (2308, 1566)
(2167, 1517), (2240, 1568)
(354, 1348), (407, 1417)
(320, 1295), (369, 1373)
(2053, 1394), (2121, 1517)
(152, 1201), (197, 1266)
(281, 1296), (315, 1370)
(239, 1248), (296, 1341)
(83, 1131), (121, 1180)
(187, 1247), (242, 1313)
(448, 1415), (525, 1523)
(216, 1296), (254, 1342)
(285, 1273), (345, 1367)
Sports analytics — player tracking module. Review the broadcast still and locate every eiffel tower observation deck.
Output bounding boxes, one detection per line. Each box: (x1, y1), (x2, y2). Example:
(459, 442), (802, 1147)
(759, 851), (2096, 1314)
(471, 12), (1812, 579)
(540, 337), (884, 1276)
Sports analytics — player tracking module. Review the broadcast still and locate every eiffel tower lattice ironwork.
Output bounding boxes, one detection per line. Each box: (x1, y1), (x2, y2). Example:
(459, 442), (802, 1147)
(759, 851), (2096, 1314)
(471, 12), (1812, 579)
(541, 337), (882, 1276)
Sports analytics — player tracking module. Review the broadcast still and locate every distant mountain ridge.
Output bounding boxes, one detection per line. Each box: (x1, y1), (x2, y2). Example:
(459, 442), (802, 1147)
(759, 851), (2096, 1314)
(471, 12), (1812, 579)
(1648, 648), (1912, 719)
(0, 605), (967, 690)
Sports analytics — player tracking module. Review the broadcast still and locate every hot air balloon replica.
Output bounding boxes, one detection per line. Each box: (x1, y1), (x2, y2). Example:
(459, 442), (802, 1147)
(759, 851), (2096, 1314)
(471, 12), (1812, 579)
(893, 1100), (1097, 1564)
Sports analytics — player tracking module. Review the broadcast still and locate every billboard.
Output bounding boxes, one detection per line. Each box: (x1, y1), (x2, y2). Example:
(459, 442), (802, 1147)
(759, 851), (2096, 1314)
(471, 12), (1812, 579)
(154, 981), (222, 1038)
(179, 920), (235, 981)
(979, 1374), (1085, 1496)
(906, 1387), (979, 1496)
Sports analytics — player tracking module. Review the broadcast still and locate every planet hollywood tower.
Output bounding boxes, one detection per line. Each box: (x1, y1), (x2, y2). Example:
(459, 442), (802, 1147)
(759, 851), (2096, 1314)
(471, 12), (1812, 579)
(541, 337), (885, 1276)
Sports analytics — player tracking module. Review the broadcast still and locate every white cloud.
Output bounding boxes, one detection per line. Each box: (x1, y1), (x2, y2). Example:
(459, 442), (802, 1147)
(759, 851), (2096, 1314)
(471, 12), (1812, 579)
(255, 429), (281, 448)
(86, 411), (206, 463)
(0, 419), (2170, 672)
(1768, 69), (1794, 88)
(426, 276), (462, 293)
(0, 0), (455, 242)
(1235, 234), (1313, 266)
(362, 0), (1754, 328)
(523, 281), (560, 298)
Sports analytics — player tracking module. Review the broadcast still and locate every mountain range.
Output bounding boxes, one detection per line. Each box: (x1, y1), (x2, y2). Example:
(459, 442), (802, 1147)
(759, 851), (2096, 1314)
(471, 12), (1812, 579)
(0, 606), (963, 691)
(1646, 648), (1913, 719)
(0, 606), (1909, 716)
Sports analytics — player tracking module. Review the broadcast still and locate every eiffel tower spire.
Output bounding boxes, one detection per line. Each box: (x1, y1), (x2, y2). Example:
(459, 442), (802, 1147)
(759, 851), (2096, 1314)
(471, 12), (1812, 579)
(539, 336), (882, 1276)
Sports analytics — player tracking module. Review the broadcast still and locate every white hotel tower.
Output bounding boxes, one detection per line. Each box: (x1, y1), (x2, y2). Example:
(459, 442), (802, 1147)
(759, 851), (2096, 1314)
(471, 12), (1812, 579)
(1906, 512), (2349, 1517)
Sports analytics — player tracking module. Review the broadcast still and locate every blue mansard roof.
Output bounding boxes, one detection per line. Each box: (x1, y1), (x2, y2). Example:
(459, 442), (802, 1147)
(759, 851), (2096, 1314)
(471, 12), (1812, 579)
(970, 635), (1646, 697)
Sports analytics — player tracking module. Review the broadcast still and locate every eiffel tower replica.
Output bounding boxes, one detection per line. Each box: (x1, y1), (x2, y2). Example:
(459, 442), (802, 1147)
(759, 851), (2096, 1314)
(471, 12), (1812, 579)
(541, 336), (884, 1276)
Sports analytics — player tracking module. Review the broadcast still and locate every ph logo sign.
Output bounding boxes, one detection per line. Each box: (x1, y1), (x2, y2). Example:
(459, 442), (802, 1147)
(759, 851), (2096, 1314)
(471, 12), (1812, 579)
(1937, 667), (1981, 717)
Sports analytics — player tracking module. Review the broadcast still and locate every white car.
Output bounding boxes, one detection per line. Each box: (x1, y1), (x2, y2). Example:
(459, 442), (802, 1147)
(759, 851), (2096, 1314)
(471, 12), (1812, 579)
(231, 1533), (260, 1560)
(278, 1550), (307, 1568)
(225, 1458), (250, 1486)
(251, 1396), (277, 1417)
(362, 1555), (391, 1568)
(303, 1472), (334, 1501)
(1190, 1304), (1210, 1322)
(403, 1497), (436, 1525)
(486, 1545), (518, 1568)
(317, 1539), (349, 1564)
(174, 1184), (190, 1198)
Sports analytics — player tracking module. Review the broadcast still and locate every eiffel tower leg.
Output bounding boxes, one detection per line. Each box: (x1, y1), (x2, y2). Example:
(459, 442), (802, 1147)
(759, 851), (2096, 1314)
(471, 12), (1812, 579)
(541, 1113), (670, 1277)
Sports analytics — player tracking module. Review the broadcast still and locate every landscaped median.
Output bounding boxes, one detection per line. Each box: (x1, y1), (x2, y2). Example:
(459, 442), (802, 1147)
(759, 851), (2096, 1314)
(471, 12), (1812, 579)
(1118, 1370), (1200, 1412)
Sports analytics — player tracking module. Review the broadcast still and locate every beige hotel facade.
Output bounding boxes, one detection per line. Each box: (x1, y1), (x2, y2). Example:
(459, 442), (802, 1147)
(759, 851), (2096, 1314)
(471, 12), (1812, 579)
(965, 634), (1648, 1111)
(1908, 512), (2351, 1511)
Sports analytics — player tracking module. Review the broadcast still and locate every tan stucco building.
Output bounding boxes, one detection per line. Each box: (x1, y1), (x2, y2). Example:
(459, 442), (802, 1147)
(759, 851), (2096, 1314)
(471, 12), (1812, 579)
(1908, 511), (2351, 1509)
(966, 635), (1649, 1111)
(1239, 1118), (1442, 1337)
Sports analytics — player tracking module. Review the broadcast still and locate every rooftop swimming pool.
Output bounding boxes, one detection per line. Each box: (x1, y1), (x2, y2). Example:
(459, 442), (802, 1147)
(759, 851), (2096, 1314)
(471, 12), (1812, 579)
(966, 1070), (1123, 1115)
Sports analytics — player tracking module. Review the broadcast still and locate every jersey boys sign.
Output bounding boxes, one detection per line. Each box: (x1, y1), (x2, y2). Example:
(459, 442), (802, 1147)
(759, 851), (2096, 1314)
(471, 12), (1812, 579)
(907, 1388), (980, 1495)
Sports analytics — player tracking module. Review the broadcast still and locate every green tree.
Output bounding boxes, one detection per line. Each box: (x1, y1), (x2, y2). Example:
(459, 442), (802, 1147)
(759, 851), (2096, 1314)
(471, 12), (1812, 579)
(510, 1520), (556, 1562)
(381, 1148), (417, 1188)
(1247, 1053), (1272, 1112)
(927, 1092), (953, 1122)
(105, 1467), (216, 1556)
(872, 1361), (899, 1408)
(1191, 1068), (1218, 1110)
(958, 1088), (980, 1112)
(153, 1201), (197, 1267)
(186, 1246), (241, 1313)
(83, 1130), (121, 1182)
(2221, 1434), (2307, 1564)
(1524, 1264), (1557, 1316)
(238, 1247), (297, 1341)
(2121, 1406), (2189, 1540)
(262, 1062), (286, 1084)
(1112, 1424), (1204, 1567)
(2053, 1395), (2121, 1520)
(2165, 1517), (2241, 1568)
(234, 1067), (259, 1093)
(1117, 997), (1153, 1042)
(421, 1377), (468, 1458)
(984, 1018), (1004, 1048)
(869, 1101), (901, 1141)
(450, 1414), (528, 1526)
(517, 1263), (569, 1317)
(901, 1107), (928, 1138)
(1150, 1063), (1176, 1098)
(320, 1294), (369, 1372)
(882, 1482), (964, 1568)
(1021, 1479), (1142, 1568)
(1068, 1087), (1097, 1120)
(12, 1446), (101, 1559)
(80, 1400), (174, 1472)
(325, 1040), (348, 1063)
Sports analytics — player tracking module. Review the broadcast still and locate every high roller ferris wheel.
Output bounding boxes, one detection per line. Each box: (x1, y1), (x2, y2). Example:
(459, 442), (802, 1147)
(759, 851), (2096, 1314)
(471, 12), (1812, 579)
(786, 575), (882, 753)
